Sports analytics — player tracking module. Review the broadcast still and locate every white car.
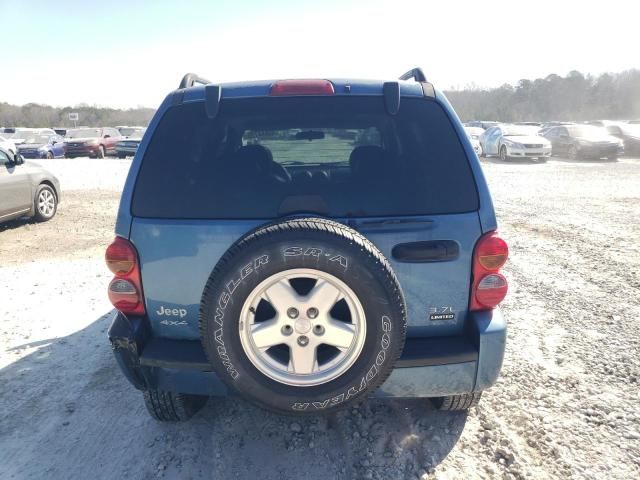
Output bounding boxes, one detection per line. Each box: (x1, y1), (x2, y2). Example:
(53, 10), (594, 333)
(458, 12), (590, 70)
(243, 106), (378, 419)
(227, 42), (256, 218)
(464, 126), (484, 156)
(2, 128), (57, 146)
(0, 135), (17, 154)
(479, 124), (551, 161)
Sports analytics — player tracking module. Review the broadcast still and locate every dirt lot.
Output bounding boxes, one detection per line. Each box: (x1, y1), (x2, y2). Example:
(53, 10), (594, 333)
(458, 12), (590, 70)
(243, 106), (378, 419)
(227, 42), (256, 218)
(1, 157), (639, 480)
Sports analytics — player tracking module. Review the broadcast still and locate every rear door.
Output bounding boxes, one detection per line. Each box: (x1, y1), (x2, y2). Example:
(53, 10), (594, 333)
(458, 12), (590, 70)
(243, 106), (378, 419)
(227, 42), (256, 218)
(0, 151), (31, 220)
(129, 95), (482, 339)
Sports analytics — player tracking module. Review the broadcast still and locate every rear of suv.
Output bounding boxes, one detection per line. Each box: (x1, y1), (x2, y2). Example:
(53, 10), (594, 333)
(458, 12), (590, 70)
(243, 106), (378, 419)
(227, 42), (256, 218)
(107, 68), (508, 421)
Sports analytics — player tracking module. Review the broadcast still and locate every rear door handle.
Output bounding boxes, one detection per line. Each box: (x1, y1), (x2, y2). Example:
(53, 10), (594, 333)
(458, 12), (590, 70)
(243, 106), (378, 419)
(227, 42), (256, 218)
(392, 240), (459, 263)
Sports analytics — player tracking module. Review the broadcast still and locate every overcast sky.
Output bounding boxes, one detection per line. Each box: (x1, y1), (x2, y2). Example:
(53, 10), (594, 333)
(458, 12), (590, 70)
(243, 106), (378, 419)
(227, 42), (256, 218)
(1, 0), (638, 109)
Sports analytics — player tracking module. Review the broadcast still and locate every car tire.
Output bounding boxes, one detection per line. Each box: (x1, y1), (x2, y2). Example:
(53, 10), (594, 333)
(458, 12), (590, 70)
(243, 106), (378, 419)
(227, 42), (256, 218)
(45, 151), (54, 159)
(33, 184), (57, 222)
(431, 392), (482, 411)
(96, 145), (105, 159)
(117, 154), (126, 159)
(499, 145), (509, 161)
(568, 145), (579, 160)
(142, 390), (208, 422)
(199, 217), (407, 415)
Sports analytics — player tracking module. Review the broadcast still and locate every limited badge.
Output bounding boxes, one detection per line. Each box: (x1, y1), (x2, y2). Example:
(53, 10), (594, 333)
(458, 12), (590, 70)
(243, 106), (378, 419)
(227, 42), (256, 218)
(429, 306), (455, 321)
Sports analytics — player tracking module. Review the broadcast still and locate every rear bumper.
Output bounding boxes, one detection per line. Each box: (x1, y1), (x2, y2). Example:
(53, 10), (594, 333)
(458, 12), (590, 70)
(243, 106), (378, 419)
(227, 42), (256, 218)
(108, 308), (506, 398)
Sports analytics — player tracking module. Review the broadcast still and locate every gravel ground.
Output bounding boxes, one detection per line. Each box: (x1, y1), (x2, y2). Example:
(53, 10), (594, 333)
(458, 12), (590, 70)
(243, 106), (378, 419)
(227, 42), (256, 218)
(1, 157), (639, 480)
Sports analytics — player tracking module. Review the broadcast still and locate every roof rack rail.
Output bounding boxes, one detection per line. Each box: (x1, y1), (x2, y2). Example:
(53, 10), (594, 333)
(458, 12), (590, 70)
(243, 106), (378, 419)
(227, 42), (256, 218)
(399, 68), (427, 83)
(178, 73), (211, 89)
(398, 67), (434, 98)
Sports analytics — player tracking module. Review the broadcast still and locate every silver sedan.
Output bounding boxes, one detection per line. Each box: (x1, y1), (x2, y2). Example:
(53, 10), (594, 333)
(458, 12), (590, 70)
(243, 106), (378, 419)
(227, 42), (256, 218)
(480, 124), (552, 161)
(0, 146), (61, 224)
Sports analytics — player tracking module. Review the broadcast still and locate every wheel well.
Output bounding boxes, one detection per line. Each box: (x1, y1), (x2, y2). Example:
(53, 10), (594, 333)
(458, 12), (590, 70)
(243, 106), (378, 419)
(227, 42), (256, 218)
(39, 180), (57, 199)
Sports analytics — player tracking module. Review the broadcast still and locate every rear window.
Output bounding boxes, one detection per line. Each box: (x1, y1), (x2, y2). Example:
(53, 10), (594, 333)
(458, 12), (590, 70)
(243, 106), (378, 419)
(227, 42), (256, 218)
(132, 97), (478, 219)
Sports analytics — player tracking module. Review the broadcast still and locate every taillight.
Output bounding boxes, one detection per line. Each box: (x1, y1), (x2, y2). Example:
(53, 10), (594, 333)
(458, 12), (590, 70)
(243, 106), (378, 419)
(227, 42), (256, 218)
(470, 232), (509, 311)
(105, 237), (136, 275)
(105, 237), (145, 315)
(270, 80), (335, 96)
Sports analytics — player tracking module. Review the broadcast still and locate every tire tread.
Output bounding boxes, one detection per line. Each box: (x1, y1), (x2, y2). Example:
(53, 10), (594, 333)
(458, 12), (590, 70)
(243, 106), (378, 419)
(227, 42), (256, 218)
(199, 217), (407, 413)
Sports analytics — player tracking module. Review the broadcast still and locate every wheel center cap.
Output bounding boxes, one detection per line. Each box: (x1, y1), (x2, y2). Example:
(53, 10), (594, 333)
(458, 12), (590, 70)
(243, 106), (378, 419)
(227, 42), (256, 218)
(294, 318), (312, 334)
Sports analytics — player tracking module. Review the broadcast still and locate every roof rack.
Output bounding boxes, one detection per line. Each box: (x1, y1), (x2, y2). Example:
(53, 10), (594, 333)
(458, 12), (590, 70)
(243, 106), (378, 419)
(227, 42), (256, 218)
(178, 73), (211, 89)
(398, 67), (434, 98)
(399, 68), (427, 83)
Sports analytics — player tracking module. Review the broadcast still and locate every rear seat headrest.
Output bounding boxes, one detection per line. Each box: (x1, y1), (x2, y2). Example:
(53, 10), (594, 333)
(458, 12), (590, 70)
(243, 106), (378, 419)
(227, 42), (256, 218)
(349, 145), (386, 178)
(235, 144), (274, 174)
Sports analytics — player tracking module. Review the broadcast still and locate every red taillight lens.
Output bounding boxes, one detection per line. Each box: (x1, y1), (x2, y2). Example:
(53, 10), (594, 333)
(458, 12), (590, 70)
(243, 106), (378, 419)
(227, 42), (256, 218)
(108, 278), (142, 312)
(470, 232), (509, 311)
(476, 234), (508, 271)
(270, 80), (335, 96)
(105, 237), (136, 275)
(474, 273), (508, 309)
(105, 237), (145, 315)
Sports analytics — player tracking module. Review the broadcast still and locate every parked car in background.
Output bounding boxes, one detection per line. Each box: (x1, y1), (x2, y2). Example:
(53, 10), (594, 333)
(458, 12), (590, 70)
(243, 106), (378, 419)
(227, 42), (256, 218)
(465, 120), (500, 130)
(1, 128), (57, 145)
(53, 128), (67, 136)
(64, 127), (121, 158)
(541, 121), (574, 129)
(542, 125), (623, 160)
(16, 134), (65, 159)
(480, 124), (551, 161)
(118, 126), (146, 137)
(464, 126), (483, 155)
(603, 123), (640, 156)
(0, 146), (60, 224)
(0, 135), (17, 154)
(515, 122), (542, 127)
(115, 127), (146, 158)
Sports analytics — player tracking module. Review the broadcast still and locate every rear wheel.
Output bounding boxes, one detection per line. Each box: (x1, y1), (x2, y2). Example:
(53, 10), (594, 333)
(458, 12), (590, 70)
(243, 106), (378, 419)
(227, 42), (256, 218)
(33, 184), (57, 222)
(45, 151), (53, 159)
(143, 390), (208, 422)
(431, 392), (482, 411)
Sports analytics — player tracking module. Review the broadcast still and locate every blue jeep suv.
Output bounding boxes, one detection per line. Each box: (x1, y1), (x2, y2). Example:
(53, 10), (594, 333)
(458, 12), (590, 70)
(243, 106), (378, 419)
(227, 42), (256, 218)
(107, 68), (509, 421)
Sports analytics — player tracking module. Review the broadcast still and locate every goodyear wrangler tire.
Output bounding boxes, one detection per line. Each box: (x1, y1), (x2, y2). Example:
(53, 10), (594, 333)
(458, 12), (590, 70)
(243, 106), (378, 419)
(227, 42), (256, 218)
(200, 218), (406, 414)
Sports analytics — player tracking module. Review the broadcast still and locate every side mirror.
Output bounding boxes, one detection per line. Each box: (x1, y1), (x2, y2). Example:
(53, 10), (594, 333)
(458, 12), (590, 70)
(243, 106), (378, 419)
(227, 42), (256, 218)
(13, 153), (25, 165)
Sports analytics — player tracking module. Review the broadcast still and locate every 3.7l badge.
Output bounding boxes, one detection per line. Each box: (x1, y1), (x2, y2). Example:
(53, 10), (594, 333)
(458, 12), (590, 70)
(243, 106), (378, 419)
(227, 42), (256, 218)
(429, 306), (455, 321)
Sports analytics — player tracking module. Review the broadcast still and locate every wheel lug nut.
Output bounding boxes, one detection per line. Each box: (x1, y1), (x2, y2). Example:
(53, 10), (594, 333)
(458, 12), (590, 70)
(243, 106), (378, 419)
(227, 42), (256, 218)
(313, 325), (324, 335)
(287, 307), (299, 319)
(297, 335), (309, 347)
(282, 325), (293, 336)
(307, 307), (319, 319)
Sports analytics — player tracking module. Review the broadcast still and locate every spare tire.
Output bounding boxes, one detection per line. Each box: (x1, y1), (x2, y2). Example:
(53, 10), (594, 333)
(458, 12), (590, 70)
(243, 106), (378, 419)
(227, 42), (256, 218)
(199, 218), (406, 414)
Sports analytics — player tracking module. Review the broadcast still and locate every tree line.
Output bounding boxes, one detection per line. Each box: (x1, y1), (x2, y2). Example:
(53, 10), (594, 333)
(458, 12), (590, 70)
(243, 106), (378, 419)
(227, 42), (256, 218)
(2, 69), (640, 127)
(444, 69), (640, 122)
(0, 102), (155, 128)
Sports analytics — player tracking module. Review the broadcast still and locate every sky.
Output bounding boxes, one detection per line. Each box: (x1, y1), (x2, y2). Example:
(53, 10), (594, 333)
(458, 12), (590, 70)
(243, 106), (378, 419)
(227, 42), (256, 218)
(1, 0), (638, 109)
